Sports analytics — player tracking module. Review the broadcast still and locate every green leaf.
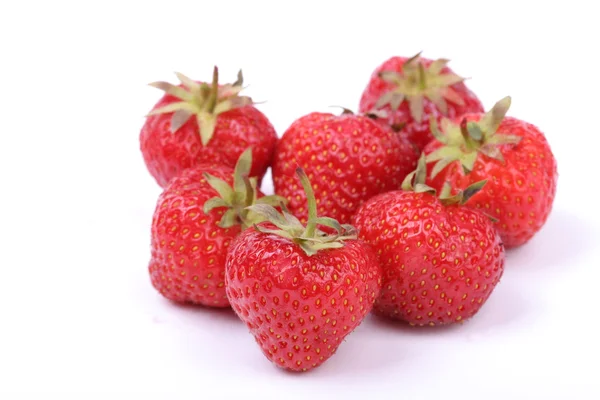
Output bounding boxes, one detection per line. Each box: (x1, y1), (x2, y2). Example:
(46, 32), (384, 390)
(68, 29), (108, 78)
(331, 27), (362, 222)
(298, 241), (319, 256)
(487, 134), (522, 146)
(233, 69), (244, 87)
(479, 96), (511, 136)
(415, 152), (427, 185)
(425, 146), (463, 163)
(314, 217), (342, 234)
(461, 180), (487, 204)
(430, 157), (455, 179)
(246, 204), (290, 230)
(401, 170), (416, 191)
(374, 91), (395, 109)
(440, 87), (465, 106)
(203, 197), (229, 214)
(197, 113), (217, 146)
(174, 72), (201, 92)
(204, 173), (234, 202)
(255, 195), (287, 207)
(218, 209), (239, 228)
(390, 93), (405, 110)
(408, 95), (424, 122)
(214, 95), (253, 115)
(427, 90), (448, 115)
(428, 58), (449, 75)
(282, 209), (305, 232)
(403, 51), (422, 69)
(435, 73), (465, 88)
(379, 71), (402, 84)
(148, 81), (194, 101)
(429, 116), (448, 144)
(414, 183), (436, 194)
(253, 225), (295, 240)
(479, 145), (505, 163)
(170, 109), (192, 133)
(233, 148), (253, 194)
(439, 181), (453, 199)
(460, 152), (478, 174)
(467, 122), (483, 141)
(147, 101), (198, 116)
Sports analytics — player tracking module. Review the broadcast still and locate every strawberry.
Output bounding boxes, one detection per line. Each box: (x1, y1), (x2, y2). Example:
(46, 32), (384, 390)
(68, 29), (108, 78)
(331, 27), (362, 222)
(351, 155), (505, 326)
(140, 67), (278, 187)
(358, 52), (484, 151)
(225, 168), (382, 372)
(271, 109), (418, 225)
(148, 149), (284, 307)
(423, 96), (558, 248)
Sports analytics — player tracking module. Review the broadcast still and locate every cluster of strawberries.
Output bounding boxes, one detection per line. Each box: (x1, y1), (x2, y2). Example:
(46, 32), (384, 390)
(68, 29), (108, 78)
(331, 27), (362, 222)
(140, 53), (558, 373)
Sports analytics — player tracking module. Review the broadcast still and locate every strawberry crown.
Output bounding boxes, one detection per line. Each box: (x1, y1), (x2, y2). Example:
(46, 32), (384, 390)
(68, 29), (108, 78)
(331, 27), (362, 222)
(247, 169), (357, 256)
(374, 52), (467, 123)
(147, 66), (253, 146)
(203, 148), (285, 230)
(402, 153), (487, 206)
(425, 96), (522, 178)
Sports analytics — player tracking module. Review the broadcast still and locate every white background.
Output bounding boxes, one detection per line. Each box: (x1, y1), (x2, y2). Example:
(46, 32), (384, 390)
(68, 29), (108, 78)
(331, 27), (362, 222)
(1, 1), (599, 398)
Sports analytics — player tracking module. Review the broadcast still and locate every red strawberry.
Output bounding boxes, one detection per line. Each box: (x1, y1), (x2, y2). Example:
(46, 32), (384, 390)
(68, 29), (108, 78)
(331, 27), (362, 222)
(272, 109), (418, 225)
(423, 96), (558, 248)
(225, 169), (382, 372)
(358, 52), (484, 151)
(148, 149), (284, 307)
(352, 155), (505, 326)
(140, 67), (278, 187)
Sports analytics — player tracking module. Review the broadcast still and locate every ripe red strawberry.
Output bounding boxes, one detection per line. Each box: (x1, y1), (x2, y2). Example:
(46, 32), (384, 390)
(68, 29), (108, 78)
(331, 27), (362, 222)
(358, 52), (484, 151)
(140, 67), (278, 187)
(423, 96), (558, 248)
(148, 149), (284, 307)
(352, 155), (505, 326)
(225, 169), (382, 372)
(272, 109), (418, 225)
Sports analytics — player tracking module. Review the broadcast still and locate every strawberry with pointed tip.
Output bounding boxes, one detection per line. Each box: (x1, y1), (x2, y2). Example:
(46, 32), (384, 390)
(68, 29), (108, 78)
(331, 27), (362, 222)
(358, 52), (484, 151)
(148, 149), (285, 307)
(225, 168), (382, 372)
(272, 108), (418, 225)
(423, 96), (558, 248)
(140, 67), (278, 187)
(351, 154), (505, 326)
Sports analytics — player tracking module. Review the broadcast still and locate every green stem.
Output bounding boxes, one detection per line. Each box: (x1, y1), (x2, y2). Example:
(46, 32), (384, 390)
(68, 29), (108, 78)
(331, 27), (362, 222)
(206, 66), (219, 112)
(459, 118), (477, 151)
(297, 168), (317, 237)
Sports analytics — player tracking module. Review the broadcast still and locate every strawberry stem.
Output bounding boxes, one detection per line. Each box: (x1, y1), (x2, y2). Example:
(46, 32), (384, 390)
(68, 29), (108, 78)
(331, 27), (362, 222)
(246, 169), (357, 256)
(297, 168), (317, 237)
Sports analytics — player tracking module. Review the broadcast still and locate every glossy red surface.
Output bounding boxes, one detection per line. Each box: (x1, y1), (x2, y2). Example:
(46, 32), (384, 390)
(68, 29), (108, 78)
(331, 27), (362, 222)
(140, 90), (278, 188)
(358, 56), (484, 151)
(225, 230), (382, 372)
(424, 115), (558, 248)
(272, 112), (418, 224)
(352, 190), (505, 326)
(148, 166), (258, 307)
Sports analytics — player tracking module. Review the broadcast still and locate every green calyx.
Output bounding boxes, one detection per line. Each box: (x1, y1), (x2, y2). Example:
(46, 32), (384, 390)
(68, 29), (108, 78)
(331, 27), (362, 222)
(402, 153), (487, 206)
(247, 169), (357, 256)
(375, 52), (467, 123)
(202, 148), (286, 230)
(147, 66), (253, 146)
(425, 96), (522, 178)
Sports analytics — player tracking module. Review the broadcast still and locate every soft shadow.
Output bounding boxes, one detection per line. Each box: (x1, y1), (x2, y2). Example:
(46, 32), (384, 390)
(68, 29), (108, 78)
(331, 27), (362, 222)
(368, 312), (464, 336)
(289, 314), (413, 378)
(460, 279), (534, 335)
(155, 298), (243, 327)
(506, 208), (596, 272)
